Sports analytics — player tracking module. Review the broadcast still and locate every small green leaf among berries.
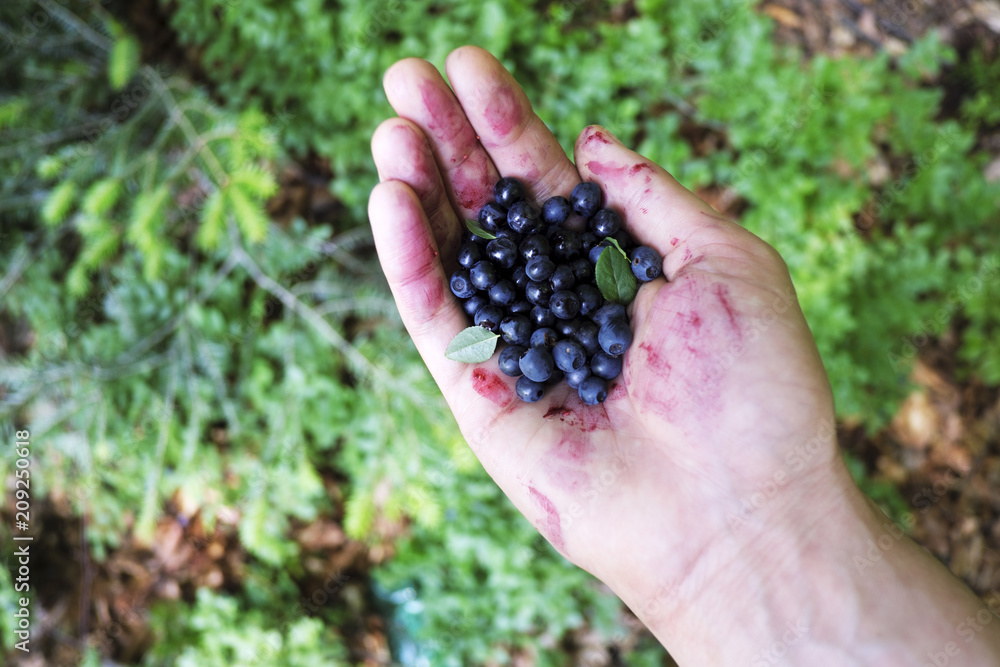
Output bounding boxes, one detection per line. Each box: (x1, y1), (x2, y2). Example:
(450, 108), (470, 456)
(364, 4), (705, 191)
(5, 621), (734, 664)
(465, 218), (497, 240)
(604, 237), (628, 258)
(595, 243), (637, 304)
(445, 326), (501, 363)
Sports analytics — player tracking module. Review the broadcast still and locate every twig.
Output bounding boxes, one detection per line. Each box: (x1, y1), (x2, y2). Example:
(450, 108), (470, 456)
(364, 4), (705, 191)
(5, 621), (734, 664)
(228, 233), (422, 401)
(34, 0), (111, 52)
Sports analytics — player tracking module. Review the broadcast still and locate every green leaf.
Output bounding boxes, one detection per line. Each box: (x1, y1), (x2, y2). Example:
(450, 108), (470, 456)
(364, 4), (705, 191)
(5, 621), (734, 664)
(108, 35), (140, 90)
(465, 218), (497, 240)
(605, 237), (628, 257)
(196, 189), (227, 250)
(82, 179), (122, 216)
(41, 181), (77, 226)
(230, 183), (269, 243)
(36, 155), (64, 180)
(595, 243), (637, 304)
(128, 184), (170, 239)
(445, 326), (500, 363)
(232, 166), (277, 198)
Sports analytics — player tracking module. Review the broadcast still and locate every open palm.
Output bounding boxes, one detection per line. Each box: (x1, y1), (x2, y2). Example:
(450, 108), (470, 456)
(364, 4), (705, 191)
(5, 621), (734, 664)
(368, 47), (840, 616)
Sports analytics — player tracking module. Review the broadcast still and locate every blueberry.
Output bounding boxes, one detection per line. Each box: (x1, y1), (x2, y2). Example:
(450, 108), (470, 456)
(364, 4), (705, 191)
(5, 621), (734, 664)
(590, 350), (623, 380)
(549, 264), (576, 291)
(630, 245), (663, 282)
(570, 182), (602, 218)
(525, 280), (553, 307)
(572, 320), (600, 355)
(458, 242), (483, 269)
(578, 376), (608, 405)
(450, 270), (476, 299)
(463, 230), (489, 246)
(486, 238), (518, 270)
(525, 256), (555, 282)
(530, 327), (558, 349)
(489, 279), (516, 306)
(530, 306), (555, 328)
(508, 200), (542, 235)
(516, 376), (546, 402)
(509, 299), (533, 315)
(478, 201), (507, 233)
(551, 228), (583, 260)
(565, 366), (591, 389)
(510, 265), (528, 294)
(569, 257), (593, 283)
(612, 228), (634, 251)
(470, 260), (500, 291)
(462, 294), (490, 318)
(542, 196), (572, 226)
(498, 345), (526, 377)
(495, 227), (523, 244)
(519, 234), (551, 261)
(580, 232), (598, 253)
(500, 314), (532, 346)
(494, 177), (526, 208)
(598, 319), (633, 357)
(474, 304), (504, 332)
(546, 369), (566, 386)
(592, 303), (627, 326)
(553, 339), (587, 372)
(519, 347), (556, 382)
(575, 284), (604, 316)
(550, 289), (581, 320)
(589, 241), (610, 265)
(590, 208), (622, 238)
(555, 317), (583, 338)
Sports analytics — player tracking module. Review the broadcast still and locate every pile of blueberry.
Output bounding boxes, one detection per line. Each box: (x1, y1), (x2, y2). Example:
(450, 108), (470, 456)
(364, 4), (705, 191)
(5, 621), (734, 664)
(449, 177), (662, 405)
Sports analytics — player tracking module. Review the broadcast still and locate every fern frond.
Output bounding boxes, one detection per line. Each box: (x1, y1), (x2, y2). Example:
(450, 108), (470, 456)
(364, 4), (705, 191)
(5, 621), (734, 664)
(196, 188), (227, 250)
(41, 181), (77, 226)
(82, 179), (122, 216)
(229, 183), (269, 244)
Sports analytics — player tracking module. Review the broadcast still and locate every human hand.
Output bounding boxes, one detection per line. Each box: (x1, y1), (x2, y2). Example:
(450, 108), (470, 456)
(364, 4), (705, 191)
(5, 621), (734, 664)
(368, 46), (999, 664)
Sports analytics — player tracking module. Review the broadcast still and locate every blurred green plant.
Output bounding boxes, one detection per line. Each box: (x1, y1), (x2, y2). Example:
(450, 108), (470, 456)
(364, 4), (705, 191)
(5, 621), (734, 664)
(162, 0), (1000, 426)
(146, 586), (349, 666)
(2, 0), (999, 665)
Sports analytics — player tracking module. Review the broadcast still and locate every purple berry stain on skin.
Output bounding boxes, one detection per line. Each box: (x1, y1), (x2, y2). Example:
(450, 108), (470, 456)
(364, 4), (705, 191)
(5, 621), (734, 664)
(631, 275), (744, 425)
(529, 486), (565, 552)
(543, 403), (611, 432)
(713, 283), (741, 338)
(583, 128), (613, 147)
(537, 435), (593, 494)
(418, 80), (468, 140)
(483, 85), (522, 140)
(417, 80), (493, 211)
(472, 368), (513, 408)
(584, 160), (654, 188)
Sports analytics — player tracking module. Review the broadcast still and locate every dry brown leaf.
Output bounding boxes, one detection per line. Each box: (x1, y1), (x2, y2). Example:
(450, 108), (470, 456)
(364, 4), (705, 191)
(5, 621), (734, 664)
(763, 4), (802, 28)
(972, 1), (1000, 33)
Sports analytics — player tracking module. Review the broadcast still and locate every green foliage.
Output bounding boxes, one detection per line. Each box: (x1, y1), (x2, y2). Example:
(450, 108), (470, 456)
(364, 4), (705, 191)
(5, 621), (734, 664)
(164, 0), (1000, 429)
(375, 467), (625, 666)
(146, 587), (349, 666)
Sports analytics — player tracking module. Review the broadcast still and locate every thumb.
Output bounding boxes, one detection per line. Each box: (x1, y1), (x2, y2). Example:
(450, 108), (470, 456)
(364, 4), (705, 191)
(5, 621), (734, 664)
(573, 125), (754, 270)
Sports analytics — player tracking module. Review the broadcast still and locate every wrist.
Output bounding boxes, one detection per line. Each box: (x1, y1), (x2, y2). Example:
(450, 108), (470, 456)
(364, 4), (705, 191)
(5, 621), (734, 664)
(611, 455), (854, 663)
(609, 455), (1000, 666)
